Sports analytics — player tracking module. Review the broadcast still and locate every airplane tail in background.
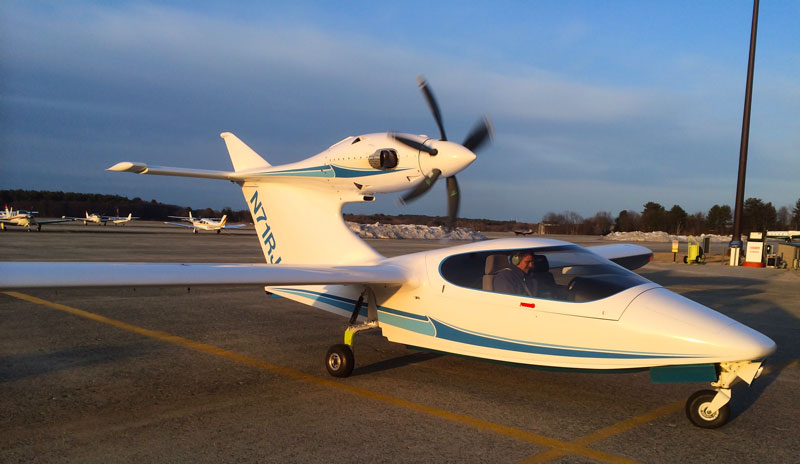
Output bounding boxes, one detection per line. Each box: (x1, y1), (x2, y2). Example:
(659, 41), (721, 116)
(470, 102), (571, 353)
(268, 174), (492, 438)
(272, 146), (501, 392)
(219, 215), (227, 227)
(218, 132), (381, 266)
(189, 211), (193, 221)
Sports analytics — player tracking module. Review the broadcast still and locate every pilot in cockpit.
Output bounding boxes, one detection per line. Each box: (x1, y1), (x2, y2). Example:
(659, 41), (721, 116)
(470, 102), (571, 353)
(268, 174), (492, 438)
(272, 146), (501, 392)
(494, 252), (560, 298)
(493, 251), (535, 296)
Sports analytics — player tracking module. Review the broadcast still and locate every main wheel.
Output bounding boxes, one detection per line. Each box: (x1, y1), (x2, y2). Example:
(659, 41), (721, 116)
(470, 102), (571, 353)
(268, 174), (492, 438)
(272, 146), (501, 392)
(326, 344), (354, 378)
(685, 389), (730, 428)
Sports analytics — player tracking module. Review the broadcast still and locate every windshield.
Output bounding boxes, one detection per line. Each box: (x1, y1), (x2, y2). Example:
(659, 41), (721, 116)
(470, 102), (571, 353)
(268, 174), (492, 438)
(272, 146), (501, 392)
(439, 245), (650, 302)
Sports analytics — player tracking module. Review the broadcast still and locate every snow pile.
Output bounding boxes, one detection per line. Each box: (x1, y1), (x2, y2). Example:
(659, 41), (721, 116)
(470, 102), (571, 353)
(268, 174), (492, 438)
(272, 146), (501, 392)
(347, 222), (487, 241)
(603, 231), (732, 243)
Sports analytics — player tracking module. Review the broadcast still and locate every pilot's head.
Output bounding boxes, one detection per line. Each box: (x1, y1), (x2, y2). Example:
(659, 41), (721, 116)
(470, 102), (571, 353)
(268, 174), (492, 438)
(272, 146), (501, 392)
(512, 251), (534, 273)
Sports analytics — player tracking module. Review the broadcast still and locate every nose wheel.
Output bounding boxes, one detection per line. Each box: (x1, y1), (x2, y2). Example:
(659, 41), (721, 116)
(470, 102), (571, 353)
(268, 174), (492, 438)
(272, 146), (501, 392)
(686, 389), (731, 428)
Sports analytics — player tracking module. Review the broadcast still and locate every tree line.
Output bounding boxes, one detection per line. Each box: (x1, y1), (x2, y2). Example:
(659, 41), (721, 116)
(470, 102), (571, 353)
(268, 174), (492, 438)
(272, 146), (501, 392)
(543, 197), (800, 236)
(3, 189), (798, 235)
(0, 190), (252, 222)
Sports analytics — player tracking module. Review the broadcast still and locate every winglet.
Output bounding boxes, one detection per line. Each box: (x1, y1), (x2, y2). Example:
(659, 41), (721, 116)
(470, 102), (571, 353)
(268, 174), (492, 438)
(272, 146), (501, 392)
(220, 132), (271, 172)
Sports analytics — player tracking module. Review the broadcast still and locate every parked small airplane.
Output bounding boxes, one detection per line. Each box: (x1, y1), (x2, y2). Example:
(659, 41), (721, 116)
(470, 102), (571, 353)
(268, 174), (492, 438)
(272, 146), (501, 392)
(165, 211), (244, 234)
(110, 213), (137, 225)
(0, 78), (775, 428)
(0, 205), (72, 231)
(72, 211), (138, 226)
(513, 228), (534, 236)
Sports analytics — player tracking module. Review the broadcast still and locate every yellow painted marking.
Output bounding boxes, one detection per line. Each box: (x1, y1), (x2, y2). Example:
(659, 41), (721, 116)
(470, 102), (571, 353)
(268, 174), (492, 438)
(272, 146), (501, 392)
(5, 291), (634, 464)
(520, 356), (800, 463)
(519, 401), (683, 464)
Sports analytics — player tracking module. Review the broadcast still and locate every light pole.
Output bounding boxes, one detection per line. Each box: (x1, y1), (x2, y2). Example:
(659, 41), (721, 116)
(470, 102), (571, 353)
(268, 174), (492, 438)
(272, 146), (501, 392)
(729, 0), (759, 266)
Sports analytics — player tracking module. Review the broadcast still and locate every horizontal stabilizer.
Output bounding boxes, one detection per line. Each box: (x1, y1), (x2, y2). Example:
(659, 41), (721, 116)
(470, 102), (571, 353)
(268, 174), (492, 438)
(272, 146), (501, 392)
(108, 162), (238, 180)
(0, 262), (408, 289)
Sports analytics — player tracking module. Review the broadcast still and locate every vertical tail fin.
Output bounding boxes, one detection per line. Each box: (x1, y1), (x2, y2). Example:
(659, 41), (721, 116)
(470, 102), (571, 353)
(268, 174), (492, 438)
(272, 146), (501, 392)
(219, 215), (227, 227)
(218, 132), (381, 265)
(220, 132), (271, 172)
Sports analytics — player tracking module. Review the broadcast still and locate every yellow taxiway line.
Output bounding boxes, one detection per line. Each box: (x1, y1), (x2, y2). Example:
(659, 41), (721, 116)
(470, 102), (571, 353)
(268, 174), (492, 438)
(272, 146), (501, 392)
(18, 290), (791, 464)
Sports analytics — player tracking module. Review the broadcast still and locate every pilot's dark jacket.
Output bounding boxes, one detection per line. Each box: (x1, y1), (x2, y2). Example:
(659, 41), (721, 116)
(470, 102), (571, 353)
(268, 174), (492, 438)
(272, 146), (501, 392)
(493, 266), (534, 296)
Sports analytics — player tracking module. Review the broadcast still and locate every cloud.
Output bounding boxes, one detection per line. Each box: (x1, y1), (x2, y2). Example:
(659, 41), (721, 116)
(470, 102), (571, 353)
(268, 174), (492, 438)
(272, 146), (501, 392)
(1, 2), (798, 220)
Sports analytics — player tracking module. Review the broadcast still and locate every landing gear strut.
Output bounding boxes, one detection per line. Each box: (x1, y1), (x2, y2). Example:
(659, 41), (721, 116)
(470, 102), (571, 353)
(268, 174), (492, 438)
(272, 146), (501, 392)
(685, 360), (764, 428)
(324, 289), (379, 378)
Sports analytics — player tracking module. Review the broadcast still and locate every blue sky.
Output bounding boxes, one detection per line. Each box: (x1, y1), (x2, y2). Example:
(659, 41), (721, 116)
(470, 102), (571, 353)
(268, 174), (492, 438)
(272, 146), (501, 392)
(1, 1), (798, 222)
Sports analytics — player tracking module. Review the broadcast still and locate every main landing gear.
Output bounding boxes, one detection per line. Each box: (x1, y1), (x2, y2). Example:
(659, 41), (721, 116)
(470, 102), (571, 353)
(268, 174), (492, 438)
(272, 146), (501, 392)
(685, 360), (764, 428)
(324, 290), (379, 378)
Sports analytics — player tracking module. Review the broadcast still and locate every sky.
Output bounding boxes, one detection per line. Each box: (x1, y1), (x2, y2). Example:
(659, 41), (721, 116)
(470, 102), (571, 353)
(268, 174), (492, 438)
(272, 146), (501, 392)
(1, 1), (798, 222)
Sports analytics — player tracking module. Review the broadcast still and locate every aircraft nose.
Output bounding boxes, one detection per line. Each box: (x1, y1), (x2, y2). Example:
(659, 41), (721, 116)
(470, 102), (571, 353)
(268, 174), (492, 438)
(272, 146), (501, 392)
(420, 141), (477, 177)
(623, 288), (776, 362)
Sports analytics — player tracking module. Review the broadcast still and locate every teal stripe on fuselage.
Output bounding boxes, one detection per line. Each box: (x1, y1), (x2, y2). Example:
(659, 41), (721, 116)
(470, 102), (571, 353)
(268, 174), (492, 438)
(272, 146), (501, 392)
(253, 164), (411, 179)
(271, 288), (701, 361)
(377, 311), (436, 336)
(430, 318), (704, 360)
(256, 165), (334, 178)
(330, 165), (410, 178)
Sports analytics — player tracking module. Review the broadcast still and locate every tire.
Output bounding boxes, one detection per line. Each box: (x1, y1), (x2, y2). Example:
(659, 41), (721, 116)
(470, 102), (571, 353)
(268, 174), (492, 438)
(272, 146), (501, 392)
(685, 389), (730, 428)
(683, 256), (688, 264)
(326, 344), (354, 378)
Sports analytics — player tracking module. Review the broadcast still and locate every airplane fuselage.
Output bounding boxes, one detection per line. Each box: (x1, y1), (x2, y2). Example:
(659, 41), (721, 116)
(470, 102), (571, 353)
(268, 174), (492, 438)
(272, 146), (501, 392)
(270, 238), (775, 371)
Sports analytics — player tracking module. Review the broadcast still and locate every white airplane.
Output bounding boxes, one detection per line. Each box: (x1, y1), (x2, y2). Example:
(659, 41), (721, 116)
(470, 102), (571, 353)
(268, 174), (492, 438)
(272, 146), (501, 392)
(79, 211), (107, 225)
(165, 211), (244, 234)
(110, 213), (137, 225)
(0, 78), (775, 428)
(0, 205), (72, 231)
(75, 211), (137, 225)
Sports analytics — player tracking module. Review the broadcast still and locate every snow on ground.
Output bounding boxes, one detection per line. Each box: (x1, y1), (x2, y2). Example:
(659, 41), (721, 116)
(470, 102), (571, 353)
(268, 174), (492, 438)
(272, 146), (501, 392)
(347, 222), (487, 240)
(603, 231), (732, 243)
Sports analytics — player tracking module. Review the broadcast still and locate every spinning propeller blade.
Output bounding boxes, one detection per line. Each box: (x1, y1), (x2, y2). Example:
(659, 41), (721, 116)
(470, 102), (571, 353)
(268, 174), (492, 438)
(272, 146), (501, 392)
(446, 176), (460, 228)
(417, 76), (447, 141)
(391, 134), (438, 156)
(462, 116), (494, 153)
(400, 169), (442, 204)
(398, 77), (493, 230)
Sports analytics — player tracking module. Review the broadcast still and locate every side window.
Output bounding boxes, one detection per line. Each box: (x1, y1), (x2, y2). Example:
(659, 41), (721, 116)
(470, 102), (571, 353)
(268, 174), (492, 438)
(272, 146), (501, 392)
(439, 246), (649, 302)
(439, 252), (486, 290)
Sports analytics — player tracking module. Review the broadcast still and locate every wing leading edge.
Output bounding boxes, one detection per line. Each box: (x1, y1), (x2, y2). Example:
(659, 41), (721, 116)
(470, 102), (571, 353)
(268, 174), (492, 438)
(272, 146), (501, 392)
(0, 262), (409, 289)
(588, 244), (653, 271)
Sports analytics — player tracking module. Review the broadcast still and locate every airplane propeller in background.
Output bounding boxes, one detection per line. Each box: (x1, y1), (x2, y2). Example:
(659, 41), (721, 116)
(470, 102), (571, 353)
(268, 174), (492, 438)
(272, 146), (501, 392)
(394, 76), (493, 229)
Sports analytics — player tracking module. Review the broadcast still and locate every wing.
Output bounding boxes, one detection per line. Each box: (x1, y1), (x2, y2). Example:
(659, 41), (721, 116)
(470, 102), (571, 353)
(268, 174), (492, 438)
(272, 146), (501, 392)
(223, 224), (246, 229)
(37, 218), (77, 224)
(164, 222), (196, 228)
(587, 244), (653, 271)
(0, 262), (408, 289)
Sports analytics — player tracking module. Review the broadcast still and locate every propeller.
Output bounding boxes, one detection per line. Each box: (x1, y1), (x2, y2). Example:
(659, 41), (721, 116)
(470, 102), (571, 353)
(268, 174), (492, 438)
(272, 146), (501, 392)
(394, 77), (493, 229)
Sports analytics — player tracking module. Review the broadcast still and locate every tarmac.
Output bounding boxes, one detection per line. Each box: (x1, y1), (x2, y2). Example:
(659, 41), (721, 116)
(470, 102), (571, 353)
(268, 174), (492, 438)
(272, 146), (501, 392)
(1, 222), (798, 463)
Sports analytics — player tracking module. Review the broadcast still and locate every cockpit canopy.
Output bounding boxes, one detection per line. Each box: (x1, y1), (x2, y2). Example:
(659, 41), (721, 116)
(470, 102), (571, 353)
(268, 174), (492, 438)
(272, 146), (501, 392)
(439, 245), (650, 302)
